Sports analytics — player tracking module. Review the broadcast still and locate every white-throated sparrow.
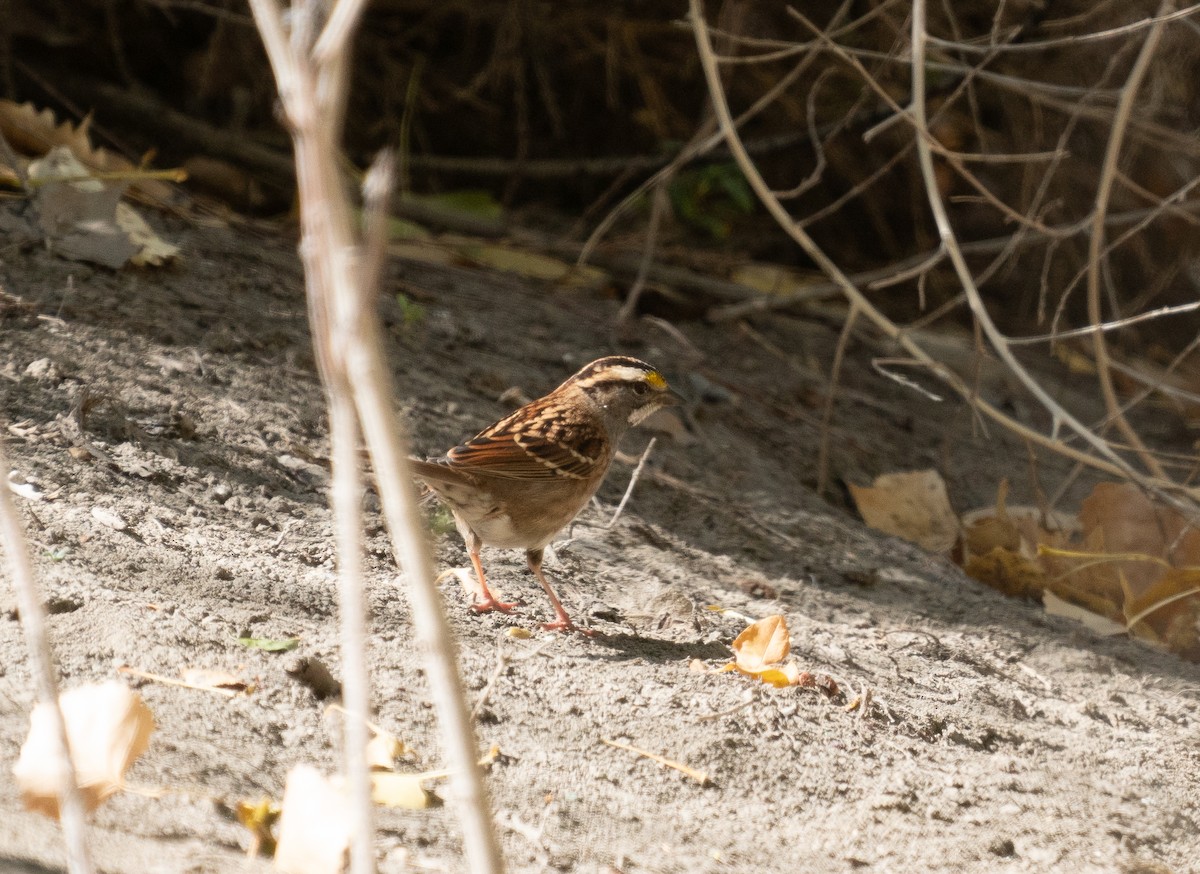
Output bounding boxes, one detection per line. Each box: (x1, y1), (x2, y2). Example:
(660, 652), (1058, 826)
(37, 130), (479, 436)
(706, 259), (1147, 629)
(411, 356), (681, 633)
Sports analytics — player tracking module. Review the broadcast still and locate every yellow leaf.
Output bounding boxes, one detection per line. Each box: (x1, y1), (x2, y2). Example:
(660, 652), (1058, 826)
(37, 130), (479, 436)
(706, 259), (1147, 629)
(13, 681), (154, 818)
(460, 242), (609, 289)
(729, 262), (821, 297)
(236, 796), (280, 857)
(731, 614), (791, 671)
(753, 663), (801, 688)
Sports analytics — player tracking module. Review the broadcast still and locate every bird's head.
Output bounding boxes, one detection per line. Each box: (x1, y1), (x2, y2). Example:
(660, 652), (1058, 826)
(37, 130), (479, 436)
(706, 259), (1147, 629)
(560, 356), (682, 435)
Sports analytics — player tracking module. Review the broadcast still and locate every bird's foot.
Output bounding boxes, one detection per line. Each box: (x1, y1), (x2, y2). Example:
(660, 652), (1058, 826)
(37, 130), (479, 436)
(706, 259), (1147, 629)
(471, 595), (521, 614)
(541, 616), (596, 637)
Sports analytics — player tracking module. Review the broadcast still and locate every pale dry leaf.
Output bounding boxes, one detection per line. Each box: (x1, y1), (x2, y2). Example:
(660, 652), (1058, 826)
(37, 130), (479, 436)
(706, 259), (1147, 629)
(273, 765), (351, 874)
(8, 478), (44, 501)
(26, 146), (178, 269)
(442, 566), (485, 604)
(0, 99), (173, 201)
(29, 147), (138, 269)
(179, 668), (249, 693)
(1043, 590), (1126, 636)
(849, 470), (958, 553)
(116, 202), (181, 266)
(13, 681), (154, 817)
(369, 772), (435, 809)
(731, 614), (791, 671)
(730, 262), (821, 296)
(365, 731), (406, 772)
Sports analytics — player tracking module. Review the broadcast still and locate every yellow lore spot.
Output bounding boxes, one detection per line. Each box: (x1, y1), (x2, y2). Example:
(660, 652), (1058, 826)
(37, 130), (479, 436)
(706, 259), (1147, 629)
(645, 371), (667, 390)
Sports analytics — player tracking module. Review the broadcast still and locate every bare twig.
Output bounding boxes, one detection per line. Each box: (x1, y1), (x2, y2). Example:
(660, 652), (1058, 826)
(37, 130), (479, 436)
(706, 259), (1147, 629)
(1084, 1), (1173, 480)
(687, 0), (1198, 500)
(601, 737), (710, 786)
(616, 182), (670, 327)
(245, 1), (504, 872)
(605, 438), (658, 529)
(0, 440), (94, 874)
(817, 305), (858, 498)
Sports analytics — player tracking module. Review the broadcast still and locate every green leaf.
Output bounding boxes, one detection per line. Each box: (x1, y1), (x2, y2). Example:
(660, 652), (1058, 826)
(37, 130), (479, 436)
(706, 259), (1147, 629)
(237, 637), (300, 653)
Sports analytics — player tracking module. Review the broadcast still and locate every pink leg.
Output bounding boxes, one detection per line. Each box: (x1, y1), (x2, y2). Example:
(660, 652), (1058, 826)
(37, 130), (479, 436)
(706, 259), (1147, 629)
(528, 549), (593, 636)
(467, 541), (519, 614)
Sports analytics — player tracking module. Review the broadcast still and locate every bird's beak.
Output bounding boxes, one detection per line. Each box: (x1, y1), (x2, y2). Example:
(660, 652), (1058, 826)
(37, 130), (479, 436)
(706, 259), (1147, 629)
(660, 387), (685, 407)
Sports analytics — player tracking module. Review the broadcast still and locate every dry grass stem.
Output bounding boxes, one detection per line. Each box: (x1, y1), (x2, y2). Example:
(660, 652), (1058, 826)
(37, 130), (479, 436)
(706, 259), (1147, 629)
(601, 738), (711, 786)
(0, 441), (95, 873)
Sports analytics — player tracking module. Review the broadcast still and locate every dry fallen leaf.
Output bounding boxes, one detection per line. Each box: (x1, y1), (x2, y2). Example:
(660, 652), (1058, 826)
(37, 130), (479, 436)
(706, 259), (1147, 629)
(0, 99), (175, 201)
(369, 772), (437, 809)
(731, 614), (790, 669)
(365, 730), (409, 772)
(1079, 482), (1200, 596)
(730, 262), (823, 296)
(116, 201), (181, 266)
(13, 681), (154, 817)
(963, 546), (1046, 600)
(849, 470), (958, 553)
(180, 668), (251, 694)
(24, 147), (178, 269)
(1121, 567), (1200, 658)
(1042, 589), (1127, 636)
(273, 766), (351, 874)
(720, 615), (802, 688)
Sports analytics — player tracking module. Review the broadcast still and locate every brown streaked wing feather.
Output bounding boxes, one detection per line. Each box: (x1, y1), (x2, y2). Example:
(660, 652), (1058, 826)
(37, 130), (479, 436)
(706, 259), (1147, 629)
(445, 397), (605, 481)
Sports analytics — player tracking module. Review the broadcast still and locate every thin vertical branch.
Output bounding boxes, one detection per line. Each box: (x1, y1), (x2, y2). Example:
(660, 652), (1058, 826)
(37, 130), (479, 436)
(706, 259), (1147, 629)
(328, 390), (373, 874)
(0, 441), (94, 874)
(1085, 1), (1172, 480)
(817, 303), (859, 498)
(245, 0), (504, 870)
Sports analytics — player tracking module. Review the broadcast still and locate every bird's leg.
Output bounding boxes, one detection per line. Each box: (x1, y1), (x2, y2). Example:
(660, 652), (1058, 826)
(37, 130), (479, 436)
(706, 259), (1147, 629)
(466, 533), (519, 613)
(527, 548), (593, 636)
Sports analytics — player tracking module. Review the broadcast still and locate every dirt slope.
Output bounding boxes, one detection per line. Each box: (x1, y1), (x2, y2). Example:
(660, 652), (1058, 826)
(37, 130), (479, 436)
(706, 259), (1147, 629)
(0, 217), (1196, 873)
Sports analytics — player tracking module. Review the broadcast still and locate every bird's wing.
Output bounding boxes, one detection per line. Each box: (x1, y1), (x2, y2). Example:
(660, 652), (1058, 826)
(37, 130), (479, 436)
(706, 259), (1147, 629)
(444, 399), (606, 481)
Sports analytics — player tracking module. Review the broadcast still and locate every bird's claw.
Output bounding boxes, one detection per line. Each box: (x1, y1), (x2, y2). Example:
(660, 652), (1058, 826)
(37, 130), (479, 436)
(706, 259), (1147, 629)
(471, 596), (520, 614)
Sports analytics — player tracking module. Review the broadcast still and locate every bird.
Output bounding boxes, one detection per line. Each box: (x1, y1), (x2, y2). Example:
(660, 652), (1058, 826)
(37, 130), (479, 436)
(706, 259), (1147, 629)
(410, 356), (681, 634)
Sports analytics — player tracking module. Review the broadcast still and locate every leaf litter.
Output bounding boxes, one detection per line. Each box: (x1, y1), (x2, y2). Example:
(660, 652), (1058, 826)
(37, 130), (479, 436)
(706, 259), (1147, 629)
(852, 470), (1200, 660)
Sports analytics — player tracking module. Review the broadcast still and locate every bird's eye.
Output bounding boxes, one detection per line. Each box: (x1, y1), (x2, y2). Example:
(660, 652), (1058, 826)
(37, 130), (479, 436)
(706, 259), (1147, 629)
(632, 382), (649, 396)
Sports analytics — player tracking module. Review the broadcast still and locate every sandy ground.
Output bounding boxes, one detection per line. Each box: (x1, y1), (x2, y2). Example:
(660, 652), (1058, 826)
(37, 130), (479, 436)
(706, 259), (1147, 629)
(1, 214), (1197, 873)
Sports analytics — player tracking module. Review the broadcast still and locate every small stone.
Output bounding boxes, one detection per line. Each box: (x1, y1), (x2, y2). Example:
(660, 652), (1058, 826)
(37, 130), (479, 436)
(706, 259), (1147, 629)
(24, 358), (59, 381)
(91, 506), (128, 531)
(988, 838), (1015, 857)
